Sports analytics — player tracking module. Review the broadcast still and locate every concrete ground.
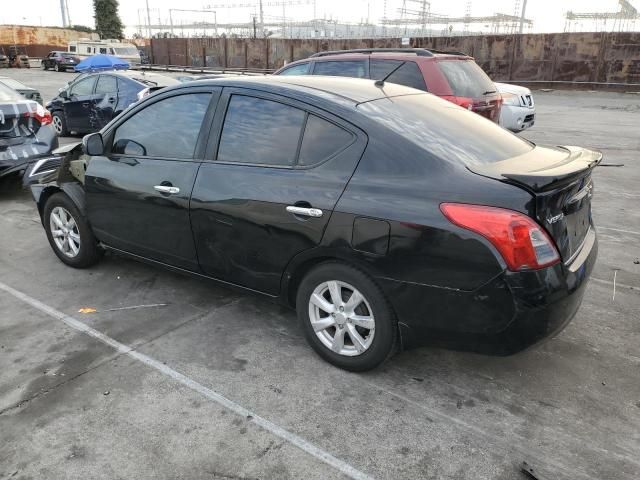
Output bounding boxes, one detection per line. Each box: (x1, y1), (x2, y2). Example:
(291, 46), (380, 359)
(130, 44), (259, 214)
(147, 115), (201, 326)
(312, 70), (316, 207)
(1, 68), (639, 480)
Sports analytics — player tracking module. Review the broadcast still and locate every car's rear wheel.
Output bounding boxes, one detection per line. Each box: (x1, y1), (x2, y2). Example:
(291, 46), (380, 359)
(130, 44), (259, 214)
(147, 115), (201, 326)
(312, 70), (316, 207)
(52, 111), (68, 136)
(296, 262), (397, 371)
(43, 193), (103, 268)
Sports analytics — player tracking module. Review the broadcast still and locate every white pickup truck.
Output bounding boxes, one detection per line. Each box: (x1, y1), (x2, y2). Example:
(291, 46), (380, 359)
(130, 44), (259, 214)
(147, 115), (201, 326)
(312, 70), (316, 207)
(496, 82), (535, 133)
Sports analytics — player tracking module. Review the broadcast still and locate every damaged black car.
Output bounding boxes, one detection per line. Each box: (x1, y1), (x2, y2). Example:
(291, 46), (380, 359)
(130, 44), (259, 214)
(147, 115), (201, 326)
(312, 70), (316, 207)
(0, 82), (58, 183)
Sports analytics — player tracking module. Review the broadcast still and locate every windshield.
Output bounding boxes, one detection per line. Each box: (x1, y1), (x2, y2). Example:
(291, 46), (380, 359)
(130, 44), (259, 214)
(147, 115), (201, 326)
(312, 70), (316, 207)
(438, 59), (496, 98)
(0, 82), (22, 101)
(113, 47), (139, 56)
(358, 93), (533, 166)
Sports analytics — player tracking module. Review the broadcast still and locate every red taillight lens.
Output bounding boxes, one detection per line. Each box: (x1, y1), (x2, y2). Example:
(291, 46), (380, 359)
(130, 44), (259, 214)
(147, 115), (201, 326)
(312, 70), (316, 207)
(442, 95), (474, 110)
(27, 103), (52, 126)
(440, 203), (560, 271)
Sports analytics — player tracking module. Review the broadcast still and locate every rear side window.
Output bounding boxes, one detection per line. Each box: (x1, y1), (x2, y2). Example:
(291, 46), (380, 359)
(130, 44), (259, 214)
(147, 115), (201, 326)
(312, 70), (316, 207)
(438, 60), (496, 98)
(279, 63), (310, 75)
(370, 60), (427, 91)
(298, 115), (353, 166)
(313, 61), (366, 78)
(95, 75), (117, 94)
(217, 95), (305, 166)
(112, 93), (211, 159)
(69, 76), (97, 96)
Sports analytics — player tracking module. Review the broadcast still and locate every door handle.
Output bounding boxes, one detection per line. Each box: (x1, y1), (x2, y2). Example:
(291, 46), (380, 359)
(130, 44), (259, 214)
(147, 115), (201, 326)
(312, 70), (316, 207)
(286, 206), (323, 218)
(108, 97), (116, 103)
(154, 185), (180, 194)
(82, 102), (90, 108)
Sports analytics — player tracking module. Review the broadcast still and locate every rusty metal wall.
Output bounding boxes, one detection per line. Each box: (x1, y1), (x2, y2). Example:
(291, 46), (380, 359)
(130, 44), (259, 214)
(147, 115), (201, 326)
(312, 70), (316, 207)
(0, 25), (97, 58)
(149, 32), (640, 84)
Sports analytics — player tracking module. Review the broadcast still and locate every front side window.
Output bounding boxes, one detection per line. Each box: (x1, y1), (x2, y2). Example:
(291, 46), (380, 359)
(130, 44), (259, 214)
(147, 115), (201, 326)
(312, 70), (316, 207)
(279, 63), (310, 76)
(112, 93), (211, 159)
(298, 115), (353, 166)
(95, 75), (118, 94)
(69, 76), (97, 96)
(217, 95), (305, 166)
(313, 61), (366, 78)
(370, 60), (427, 91)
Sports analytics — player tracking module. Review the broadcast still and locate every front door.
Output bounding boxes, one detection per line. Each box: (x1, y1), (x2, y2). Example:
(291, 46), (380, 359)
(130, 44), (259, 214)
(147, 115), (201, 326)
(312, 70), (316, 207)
(190, 89), (366, 294)
(64, 75), (98, 132)
(85, 88), (219, 271)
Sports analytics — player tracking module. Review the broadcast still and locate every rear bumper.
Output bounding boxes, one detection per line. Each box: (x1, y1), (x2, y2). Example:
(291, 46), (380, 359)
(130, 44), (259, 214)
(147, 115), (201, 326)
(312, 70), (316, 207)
(379, 227), (597, 355)
(0, 126), (58, 179)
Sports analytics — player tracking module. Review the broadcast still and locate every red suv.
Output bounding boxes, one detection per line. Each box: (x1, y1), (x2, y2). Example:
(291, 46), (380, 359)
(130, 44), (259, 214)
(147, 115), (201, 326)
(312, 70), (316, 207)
(274, 48), (502, 123)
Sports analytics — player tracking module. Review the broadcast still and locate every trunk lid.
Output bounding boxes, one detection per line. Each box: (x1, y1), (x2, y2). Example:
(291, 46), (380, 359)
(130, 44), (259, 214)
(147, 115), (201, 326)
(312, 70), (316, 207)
(468, 145), (602, 263)
(0, 101), (39, 147)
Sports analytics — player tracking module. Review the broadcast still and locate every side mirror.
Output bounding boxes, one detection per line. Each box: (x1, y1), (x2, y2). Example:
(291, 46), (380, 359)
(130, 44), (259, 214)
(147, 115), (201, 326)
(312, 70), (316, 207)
(83, 133), (104, 156)
(113, 138), (146, 157)
(59, 90), (69, 99)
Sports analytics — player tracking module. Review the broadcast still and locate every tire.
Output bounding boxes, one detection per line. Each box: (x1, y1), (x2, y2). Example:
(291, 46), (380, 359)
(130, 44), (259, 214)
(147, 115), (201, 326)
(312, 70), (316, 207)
(43, 192), (103, 268)
(51, 111), (69, 136)
(54, 63), (60, 72)
(41, 61), (48, 70)
(296, 262), (397, 372)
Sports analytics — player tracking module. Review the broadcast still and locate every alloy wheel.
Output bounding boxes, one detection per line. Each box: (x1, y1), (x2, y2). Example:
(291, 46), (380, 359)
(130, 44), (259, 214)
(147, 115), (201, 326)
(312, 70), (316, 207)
(308, 280), (375, 357)
(52, 115), (63, 134)
(49, 206), (81, 258)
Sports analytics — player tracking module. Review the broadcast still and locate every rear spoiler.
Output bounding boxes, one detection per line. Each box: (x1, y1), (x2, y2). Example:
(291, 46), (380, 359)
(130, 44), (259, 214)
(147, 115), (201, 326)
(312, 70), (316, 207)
(468, 146), (603, 193)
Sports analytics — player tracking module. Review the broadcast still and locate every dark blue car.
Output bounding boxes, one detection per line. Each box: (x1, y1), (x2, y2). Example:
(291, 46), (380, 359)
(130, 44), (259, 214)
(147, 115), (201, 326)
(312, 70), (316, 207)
(46, 70), (179, 136)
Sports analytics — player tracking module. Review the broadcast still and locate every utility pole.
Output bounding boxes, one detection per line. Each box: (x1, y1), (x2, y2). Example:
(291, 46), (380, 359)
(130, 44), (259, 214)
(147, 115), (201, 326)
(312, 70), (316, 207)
(59, 0), (67, 27)
(259, 0), (265, 38)
(145, 0), (153, 38)
(253, 17), (257, 39)
(519, 0), (528, 34)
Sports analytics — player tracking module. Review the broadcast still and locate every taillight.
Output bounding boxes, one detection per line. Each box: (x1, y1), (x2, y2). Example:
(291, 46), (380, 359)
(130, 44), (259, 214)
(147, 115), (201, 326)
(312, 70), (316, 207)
(440, 203), (560, 271)
(442, 95), (474, 110)
(27, 103), (52, 126)
(137, 87), (151, 101)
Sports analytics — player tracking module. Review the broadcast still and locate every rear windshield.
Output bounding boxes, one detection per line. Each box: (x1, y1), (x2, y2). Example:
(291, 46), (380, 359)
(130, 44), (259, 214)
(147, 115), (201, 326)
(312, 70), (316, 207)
(438, 59), (496, 98)
(358, 94), (532, 165)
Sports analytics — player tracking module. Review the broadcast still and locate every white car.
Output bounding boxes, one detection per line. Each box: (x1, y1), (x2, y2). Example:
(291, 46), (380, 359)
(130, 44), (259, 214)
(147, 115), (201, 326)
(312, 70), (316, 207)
(496, 82), (535, 133)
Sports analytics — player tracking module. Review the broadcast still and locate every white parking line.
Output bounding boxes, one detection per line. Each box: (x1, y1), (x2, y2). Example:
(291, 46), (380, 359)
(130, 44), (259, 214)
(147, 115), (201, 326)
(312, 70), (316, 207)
(0, 281), (373, 480)
(598, 226), (640, 236)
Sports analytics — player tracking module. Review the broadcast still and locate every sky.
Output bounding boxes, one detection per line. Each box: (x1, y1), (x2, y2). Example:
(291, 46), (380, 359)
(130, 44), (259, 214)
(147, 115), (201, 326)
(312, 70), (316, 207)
(1, 0), (639, 35)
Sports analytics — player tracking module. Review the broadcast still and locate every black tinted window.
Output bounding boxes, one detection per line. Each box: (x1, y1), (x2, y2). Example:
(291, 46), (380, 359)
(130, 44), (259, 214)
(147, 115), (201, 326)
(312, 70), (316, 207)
(438, 60), (496, 98)
(279, 63), (310, 75)
(313, 61), (366, 78)
(298, 115), (353, 166)
(70, 76), (96, 96)
(113, 93), (210, 159)
(218, 95), (305, 166)
(117, 78), (141, 96)
(95, 75), (117, 94)
(370, 60), (427, 91)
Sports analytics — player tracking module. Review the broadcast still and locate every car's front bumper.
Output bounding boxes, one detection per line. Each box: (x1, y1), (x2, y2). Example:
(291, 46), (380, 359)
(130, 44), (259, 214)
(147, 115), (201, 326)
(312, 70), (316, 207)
(500, 104), (536, 132)
(378, 227), (597, 355)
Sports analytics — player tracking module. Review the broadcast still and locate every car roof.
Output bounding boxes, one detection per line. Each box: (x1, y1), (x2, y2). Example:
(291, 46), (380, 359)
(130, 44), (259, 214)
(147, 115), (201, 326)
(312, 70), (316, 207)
(284, 51), (470, 65)
(186, 75), (423, 105)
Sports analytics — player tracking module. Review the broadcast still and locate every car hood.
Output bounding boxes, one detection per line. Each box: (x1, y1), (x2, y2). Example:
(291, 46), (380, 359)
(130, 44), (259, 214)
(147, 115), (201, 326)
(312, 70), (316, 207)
(495, 82), (532, 96)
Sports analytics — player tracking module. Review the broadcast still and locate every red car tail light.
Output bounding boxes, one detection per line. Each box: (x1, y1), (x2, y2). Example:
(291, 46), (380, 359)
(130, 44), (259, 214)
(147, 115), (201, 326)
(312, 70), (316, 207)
(440, 203), (560, 271)
(442, 95), (474, 110)
(26, 103), (53, 126)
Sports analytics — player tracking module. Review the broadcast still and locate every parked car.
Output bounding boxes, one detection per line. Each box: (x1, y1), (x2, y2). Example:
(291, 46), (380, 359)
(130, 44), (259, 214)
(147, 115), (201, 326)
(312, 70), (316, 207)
(31, 76), (599, 371)
(41, 51), (81, 72)
(0, 50), (9, 68)
(0, 82), (57, 182)
(46, 70), (180, 136)
(497, 82), (535, 132)
(7, 46), (30, 68)
(274, 48), (502, 123)
(0, 76), (43, 104)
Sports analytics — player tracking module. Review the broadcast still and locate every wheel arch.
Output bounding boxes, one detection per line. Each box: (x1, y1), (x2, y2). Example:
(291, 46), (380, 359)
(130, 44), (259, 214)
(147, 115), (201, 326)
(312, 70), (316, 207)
(37, 182), (86, 220)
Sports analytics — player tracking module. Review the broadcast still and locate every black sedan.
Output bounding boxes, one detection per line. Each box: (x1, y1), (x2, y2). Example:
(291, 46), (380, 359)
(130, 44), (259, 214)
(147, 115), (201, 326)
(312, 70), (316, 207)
(30, 76), (599, 371)
(47, 70), (179, 136)
(41, 51), (81, 72)
(0, 82), (57, 182)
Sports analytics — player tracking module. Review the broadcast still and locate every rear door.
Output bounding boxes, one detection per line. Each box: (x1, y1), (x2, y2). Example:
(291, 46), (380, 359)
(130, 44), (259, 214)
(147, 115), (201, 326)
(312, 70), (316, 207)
(92, 74), (119, 129)
(86, 87), (219, 271)
(191, 89), (367, 294)
(64, 75), (98, 132)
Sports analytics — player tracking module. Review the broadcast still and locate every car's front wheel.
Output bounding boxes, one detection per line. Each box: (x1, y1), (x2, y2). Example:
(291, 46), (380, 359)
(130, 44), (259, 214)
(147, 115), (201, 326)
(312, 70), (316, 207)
(51, 111), (68, 136)
(41, 61), (47, 70)
(43, 192), (103, 268)
(54, 63), (61, 72)
(296, 262), (397, 371)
